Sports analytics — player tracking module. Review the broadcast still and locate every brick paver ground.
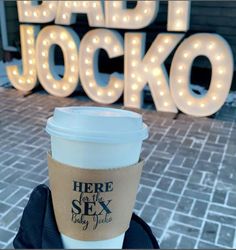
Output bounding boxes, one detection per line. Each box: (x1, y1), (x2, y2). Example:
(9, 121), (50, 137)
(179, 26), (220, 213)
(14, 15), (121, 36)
(0, 87), (236, 249)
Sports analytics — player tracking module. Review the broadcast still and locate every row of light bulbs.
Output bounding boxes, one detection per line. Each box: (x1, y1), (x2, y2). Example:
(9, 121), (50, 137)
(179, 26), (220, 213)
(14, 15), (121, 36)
(124, 33), (181, 112)
(168, 1), (190, 31)
(19, 1), (190, 34)
(15, 26), (36, 86)
(8, 21), (233, 116)
(80, 29), (124, 101)
(35, 26), (80, 96)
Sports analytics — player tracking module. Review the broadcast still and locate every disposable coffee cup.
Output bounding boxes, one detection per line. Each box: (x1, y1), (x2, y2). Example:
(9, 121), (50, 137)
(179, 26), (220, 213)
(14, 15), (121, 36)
(46, 106), (148, 249)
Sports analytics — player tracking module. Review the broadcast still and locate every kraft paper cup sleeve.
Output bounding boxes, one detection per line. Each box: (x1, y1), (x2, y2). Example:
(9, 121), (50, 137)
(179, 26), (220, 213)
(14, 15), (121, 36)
(47, 153), (144, 241)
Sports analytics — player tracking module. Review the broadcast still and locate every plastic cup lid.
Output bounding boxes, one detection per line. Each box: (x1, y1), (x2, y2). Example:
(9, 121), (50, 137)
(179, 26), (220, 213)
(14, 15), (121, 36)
(46, 106), (148, 144)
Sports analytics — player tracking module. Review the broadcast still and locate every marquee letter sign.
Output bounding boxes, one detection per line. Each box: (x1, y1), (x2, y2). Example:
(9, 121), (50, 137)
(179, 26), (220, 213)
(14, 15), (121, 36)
(6, 0), (234, 117)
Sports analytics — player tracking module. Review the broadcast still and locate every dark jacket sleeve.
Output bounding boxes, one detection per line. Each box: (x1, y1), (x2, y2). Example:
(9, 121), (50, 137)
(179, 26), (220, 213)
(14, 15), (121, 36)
(13, 185), (159, 249)
(13, 184), (63, 249)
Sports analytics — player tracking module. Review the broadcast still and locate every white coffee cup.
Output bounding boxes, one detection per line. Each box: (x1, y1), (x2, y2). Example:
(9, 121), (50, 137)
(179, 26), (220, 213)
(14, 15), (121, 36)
(46, 106), (148, 249)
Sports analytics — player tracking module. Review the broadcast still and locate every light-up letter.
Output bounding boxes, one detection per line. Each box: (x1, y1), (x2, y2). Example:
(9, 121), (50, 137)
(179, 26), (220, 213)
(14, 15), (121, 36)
(125, 33), (184, 112)
(17, 1), (57, 23)
(105, 1), (159, 29)
(7, 25), (38, 92)
(79, 29), (124, 104)
(56, 1), (105, 27)
(36, 25), (80, 97)
(167, 1), (191, 32)
(170, 33), (233, 117)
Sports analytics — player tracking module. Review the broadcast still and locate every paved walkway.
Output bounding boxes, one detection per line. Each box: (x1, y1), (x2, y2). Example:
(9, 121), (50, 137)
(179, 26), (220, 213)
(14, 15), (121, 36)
(0, 87), (235, 249)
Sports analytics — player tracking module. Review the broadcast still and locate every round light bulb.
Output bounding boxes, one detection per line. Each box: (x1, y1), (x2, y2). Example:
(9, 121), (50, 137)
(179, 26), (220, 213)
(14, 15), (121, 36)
(164, 38), (170, 44)
(132, 39), (138, 45)
(158, 47), (164, 53)
(49, 3), (54, 9)
(153, 68), (161, 76)
(114, 83), (120, 89)
(218, 68), (225, 75)
(85, 59), (91, 64)
(208, 43), (215, 50)
(151, 57), (156, 63)
(82, 1), (88, 7)
(104, 36), (111, 44)
(183, 52), (189, 58)
(123, 16), (129, 22)
(107, 91), (113, 97)
(71, 66), (76, 73)
(132, 84), (138, 90)
(112, 15), (118, 22)
(53, 83), (58, 89)
(27, 78), (32, 84)
(65, 2), (70, 7)
(176, 8), (182, 15)
(68, 77), (74, 83)
(178, 65), (184, 71)
(137, 77), (142, 82)
(86, 47), (92, 53)
(42, 63), (48, 69)
(43, 40), (49, 46)
(46, 74), (51, 80)
(89, 82), (94, 88)
(160, 91), (164, 96)
(135, 15), (142, 21)
(27, 29), (33, 35)
(95, 16), (101, 22)
(113, 46), (120, 53)
(28, 49), (33, 55)
(216, 55), (222, 61)
(131, 61), (137, 67)
(97, 90), (103, 96)
(131, 96), (137, 102)
(42, 51), (47, 57)
(177, 79), (183, 84)
(71, 55), (76, 61)
(27, 39), (33, 45)
(176, 20), (183, 28)
(113, 2), (119, 7)
(131, 73), (136, 79)
(92, 37), (100, 44)
(68, 42), (75, 49)
(60, 33), (68, 40)
(50, 33), (56, 39)
(86, 70), (92, 76)
(131, 49), (136, 55)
